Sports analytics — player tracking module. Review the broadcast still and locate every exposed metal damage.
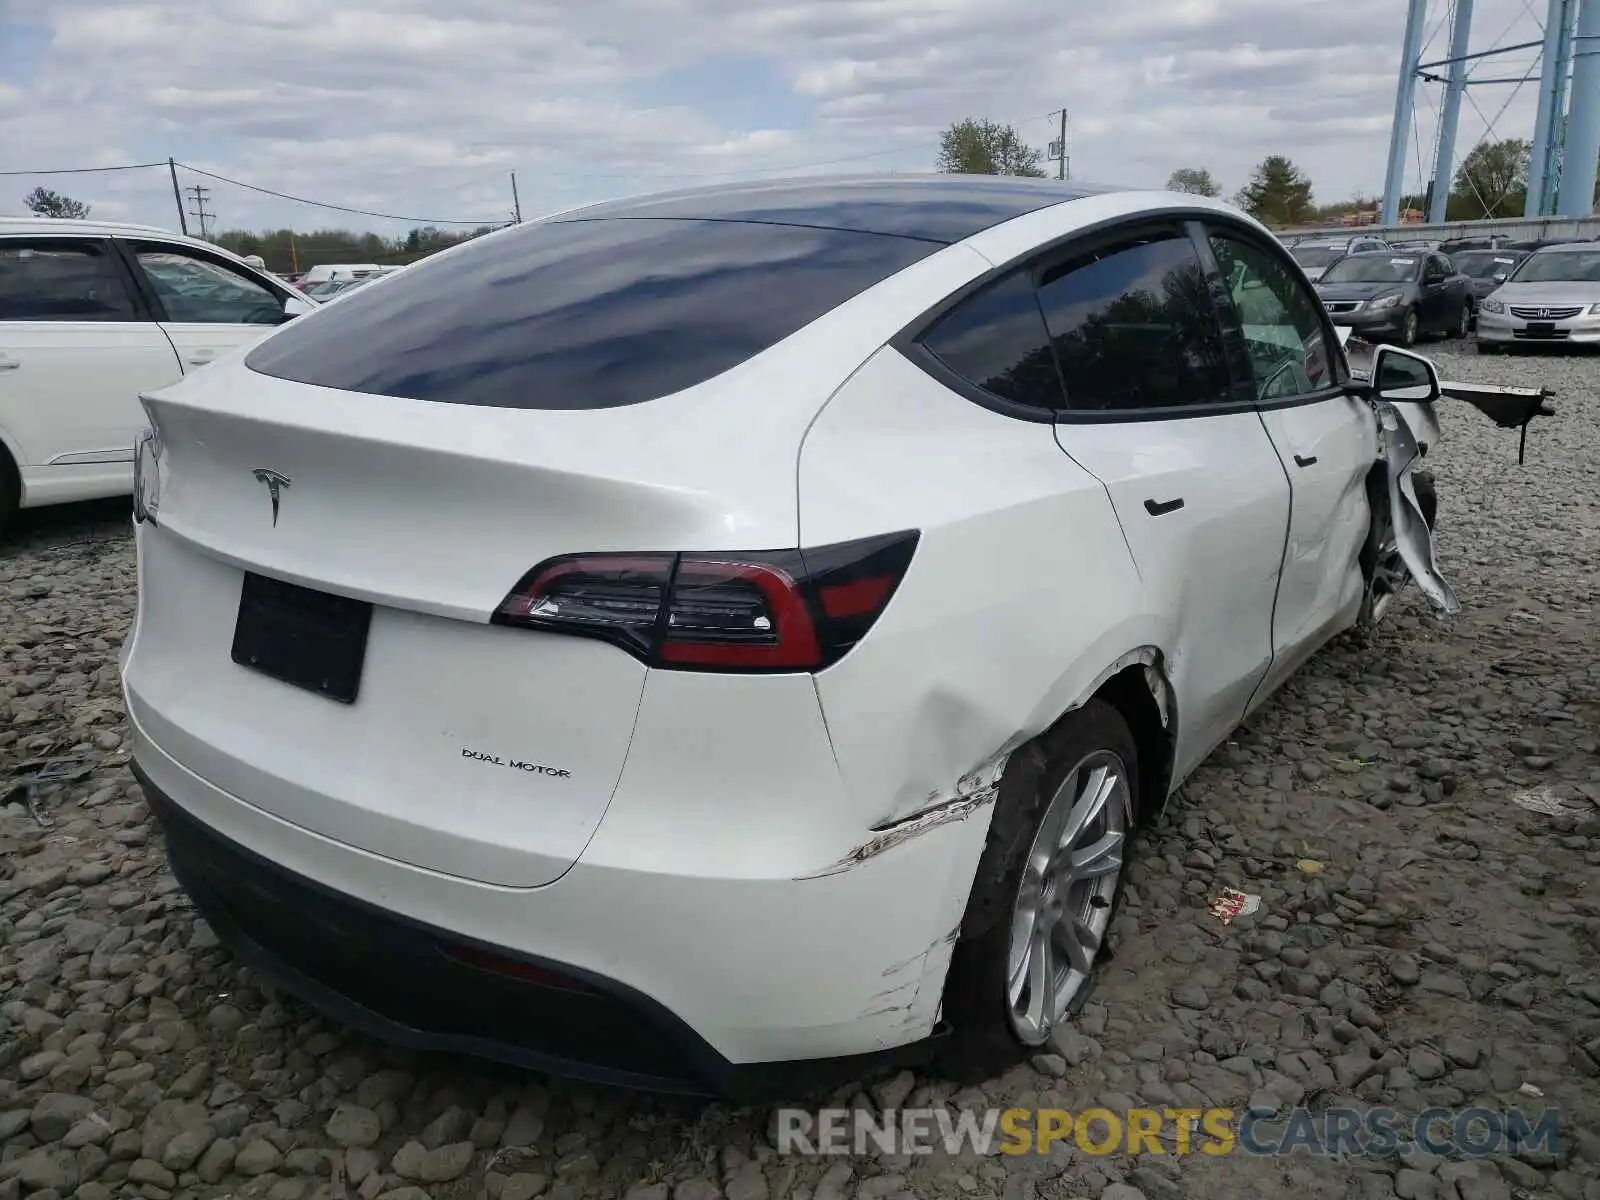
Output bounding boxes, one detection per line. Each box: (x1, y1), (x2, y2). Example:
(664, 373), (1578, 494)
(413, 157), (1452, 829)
(797, 753), (1010, 881)
(1376, 400), (1462, 615)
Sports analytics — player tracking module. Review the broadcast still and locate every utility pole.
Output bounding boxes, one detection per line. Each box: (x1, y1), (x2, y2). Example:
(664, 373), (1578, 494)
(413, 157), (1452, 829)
(1049, 109), (1070, 181)
(510, 171), (522, 223)
(185, 185), (213, 240)
(168, 158), (188, 236)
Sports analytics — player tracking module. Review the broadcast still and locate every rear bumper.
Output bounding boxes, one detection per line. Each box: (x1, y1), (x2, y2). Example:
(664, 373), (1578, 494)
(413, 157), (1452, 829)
(127, 694), (989, 1098)
(136, 760), (948, 1102)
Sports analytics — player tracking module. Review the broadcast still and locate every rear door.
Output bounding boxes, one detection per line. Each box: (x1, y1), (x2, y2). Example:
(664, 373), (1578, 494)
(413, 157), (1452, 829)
(1033, 223), (1292, 781)
(1419, 254), (1452, 330)
(0, 236), (180, 487)
(117, 240), (294, 371)
(1205, 224), (1375, 693)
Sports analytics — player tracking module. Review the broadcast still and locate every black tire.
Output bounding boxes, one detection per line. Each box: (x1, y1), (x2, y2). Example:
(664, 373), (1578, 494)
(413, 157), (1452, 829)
(1397, 307), (1420, 347)
(0, 447), (17, 537)
(935, 700), (1139, 1083)
(1413, 469), (1438, 531)
(1452, 302), (1471, 341)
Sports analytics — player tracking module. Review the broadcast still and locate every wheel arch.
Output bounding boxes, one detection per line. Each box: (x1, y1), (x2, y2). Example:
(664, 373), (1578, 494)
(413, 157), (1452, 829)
(1042, 645), (1176, 826)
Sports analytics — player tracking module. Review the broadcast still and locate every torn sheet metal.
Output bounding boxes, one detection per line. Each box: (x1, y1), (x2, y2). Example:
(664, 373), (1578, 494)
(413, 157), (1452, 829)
(1438, 379), (1556, 465)
(2, 755), (96, 829)
(1375, 401), (1461, 616)
(798, 753), (1009, 880)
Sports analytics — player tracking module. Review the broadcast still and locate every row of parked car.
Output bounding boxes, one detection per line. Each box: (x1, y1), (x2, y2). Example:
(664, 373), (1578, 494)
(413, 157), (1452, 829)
(1282, 230), (1600, 351)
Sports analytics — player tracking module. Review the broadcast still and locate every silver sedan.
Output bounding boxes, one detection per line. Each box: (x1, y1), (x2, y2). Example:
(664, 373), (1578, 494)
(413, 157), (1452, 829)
(1476, 243), (1600, 350)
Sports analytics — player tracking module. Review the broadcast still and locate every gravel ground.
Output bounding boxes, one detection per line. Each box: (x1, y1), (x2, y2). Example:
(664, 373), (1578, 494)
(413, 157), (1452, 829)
(0, 340), (1596, 1200)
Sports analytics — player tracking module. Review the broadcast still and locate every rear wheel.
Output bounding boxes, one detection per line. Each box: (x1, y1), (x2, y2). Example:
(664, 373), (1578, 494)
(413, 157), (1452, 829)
(936, 700), (1137, 1082)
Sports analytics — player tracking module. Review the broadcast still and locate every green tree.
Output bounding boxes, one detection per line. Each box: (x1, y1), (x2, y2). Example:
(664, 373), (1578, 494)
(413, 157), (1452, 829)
(212, 224), (495, 275)
(1166, 167), (1220, 197)
(23, 187), (91, 219)
(1448, 138), (1530, 219)
(936, 119), (1046, 177)
(1234, 157), (1314, 227)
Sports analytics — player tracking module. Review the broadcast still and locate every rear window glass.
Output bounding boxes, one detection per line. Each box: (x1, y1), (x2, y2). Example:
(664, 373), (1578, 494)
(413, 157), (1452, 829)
(245, 217), (936, 409)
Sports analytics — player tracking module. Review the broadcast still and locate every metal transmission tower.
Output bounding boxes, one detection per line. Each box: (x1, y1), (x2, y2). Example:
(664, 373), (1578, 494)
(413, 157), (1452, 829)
(185, 185), (214, 239)
(1526, 0), (1576, 215)
(1557, 0), (1600, 214)
(1382, 0), (1600, 224)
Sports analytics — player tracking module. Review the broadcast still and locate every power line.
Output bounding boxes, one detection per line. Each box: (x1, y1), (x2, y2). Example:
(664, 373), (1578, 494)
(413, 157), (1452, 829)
(0, 161), (166, 177)
(173, 162), (494, 226)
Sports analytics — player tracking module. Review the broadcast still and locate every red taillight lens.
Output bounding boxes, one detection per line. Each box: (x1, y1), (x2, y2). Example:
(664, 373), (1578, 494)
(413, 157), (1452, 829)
(490, 531), (919, 673)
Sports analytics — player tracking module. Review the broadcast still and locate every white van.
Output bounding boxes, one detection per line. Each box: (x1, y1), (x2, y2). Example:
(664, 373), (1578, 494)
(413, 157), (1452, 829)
(298, 263), (381, 286)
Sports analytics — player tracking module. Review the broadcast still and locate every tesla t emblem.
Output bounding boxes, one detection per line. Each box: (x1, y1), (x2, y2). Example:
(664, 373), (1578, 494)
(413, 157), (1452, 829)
(252, 468), (291, 526)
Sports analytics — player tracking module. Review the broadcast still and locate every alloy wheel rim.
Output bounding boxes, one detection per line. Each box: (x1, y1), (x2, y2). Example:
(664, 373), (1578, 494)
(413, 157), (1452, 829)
(1405, 311), (1418, 342)
(1005, 749), (1132, 1045)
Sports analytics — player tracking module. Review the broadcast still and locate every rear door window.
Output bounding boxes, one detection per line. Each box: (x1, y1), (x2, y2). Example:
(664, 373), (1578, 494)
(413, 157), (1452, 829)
(1033, 230), (1233, 412)
(245, 218), (938, 409)
(0, 240), (139, 322)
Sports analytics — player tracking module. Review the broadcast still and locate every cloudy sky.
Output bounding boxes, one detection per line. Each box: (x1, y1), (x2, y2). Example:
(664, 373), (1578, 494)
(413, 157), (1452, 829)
(0, 0), (1550, 236)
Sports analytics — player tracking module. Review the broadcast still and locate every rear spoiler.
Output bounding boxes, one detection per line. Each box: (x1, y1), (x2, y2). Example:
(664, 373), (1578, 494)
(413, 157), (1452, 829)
(1342, 333), (1556, 464)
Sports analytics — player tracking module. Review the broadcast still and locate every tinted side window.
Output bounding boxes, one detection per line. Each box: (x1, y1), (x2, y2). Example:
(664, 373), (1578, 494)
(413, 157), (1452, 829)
(1034, 231), (1231, 412)
(920, 270), (1062, 410)
(0, 241), (138, 322)
(132, 247), (285, 325)
(246, 218), (936, 410)
(1209, 233), (1337, 401)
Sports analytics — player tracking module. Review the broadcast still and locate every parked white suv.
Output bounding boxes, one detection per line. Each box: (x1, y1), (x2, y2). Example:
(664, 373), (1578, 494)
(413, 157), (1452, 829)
(0, 218), (315, 530)
(123, 177), (1455, 1100)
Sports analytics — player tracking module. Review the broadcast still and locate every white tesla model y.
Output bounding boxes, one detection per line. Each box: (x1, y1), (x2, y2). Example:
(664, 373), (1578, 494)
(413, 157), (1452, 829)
(122, 176), (1454, 1100)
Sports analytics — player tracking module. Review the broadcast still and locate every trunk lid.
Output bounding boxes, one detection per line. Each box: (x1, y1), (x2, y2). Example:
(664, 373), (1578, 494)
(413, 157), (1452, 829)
(126, 358), (816, 887)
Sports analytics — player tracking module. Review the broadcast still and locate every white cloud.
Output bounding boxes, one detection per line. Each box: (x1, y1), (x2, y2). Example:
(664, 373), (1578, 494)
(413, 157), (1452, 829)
(0, 0), (1550, 233)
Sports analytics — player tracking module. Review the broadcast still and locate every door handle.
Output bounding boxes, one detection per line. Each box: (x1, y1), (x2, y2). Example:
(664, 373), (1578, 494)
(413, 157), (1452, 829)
(1294, 454), (1318, 467)
(0, 356), (18, 371)
(1144, 497), (1185, 516)
(185, 351), (216, 366)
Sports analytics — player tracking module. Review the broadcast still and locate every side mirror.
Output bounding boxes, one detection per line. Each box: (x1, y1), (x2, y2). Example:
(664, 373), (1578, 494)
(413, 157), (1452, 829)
(1492, 272), (1508, 284)
(282, 293), (315, 319)
(1371, 345), (1440, 404)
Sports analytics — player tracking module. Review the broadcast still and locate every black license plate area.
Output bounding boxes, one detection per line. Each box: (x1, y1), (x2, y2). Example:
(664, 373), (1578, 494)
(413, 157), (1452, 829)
(1524, 322), (1557, 337)
(231, 572), (373, 704)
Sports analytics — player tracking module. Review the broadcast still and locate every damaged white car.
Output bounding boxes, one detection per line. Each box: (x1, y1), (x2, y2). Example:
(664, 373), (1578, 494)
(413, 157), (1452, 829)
(123, 177), (1487, 1101)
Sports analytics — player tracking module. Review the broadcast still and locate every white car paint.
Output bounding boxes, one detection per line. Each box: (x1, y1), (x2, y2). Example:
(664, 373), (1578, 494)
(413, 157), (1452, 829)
(120, 180), (1453, 1094)
(0, 218), (313, 519)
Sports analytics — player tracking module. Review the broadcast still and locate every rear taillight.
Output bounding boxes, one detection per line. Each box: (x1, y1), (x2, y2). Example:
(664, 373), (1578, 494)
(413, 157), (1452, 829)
(491, 531), (919, 673)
